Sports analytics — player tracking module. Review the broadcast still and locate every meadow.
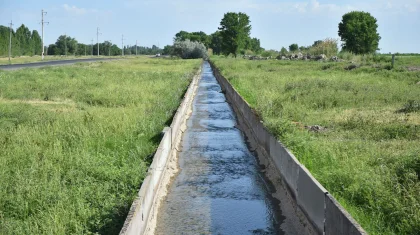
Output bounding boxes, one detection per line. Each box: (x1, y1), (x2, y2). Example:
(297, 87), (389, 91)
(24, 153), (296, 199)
(212, 55), (420, 235)
(0, 57), (201, 234)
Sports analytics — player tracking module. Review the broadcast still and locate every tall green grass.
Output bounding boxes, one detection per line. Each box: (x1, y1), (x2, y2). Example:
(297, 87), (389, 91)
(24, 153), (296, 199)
(0, 57), (201, 234)
(212, 56), (420, 235)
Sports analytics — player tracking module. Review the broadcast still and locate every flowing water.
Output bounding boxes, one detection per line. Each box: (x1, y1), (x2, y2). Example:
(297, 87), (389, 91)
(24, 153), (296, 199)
(155, 62), (307, 234)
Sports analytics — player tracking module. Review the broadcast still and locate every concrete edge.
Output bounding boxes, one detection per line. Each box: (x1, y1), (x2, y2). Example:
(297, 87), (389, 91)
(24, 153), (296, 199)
(119, 63), (202, 235)
(208, 60), (367, 235)
(325, 194), (368, 235)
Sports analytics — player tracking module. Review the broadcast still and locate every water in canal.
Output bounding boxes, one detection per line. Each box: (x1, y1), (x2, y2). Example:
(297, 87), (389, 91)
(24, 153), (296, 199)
(156, 62), (299, 234)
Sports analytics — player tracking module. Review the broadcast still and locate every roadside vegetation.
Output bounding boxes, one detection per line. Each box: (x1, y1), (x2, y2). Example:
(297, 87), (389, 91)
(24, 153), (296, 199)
(0, 55), (107, 65)
(212, 55), (420, 235)
(0, 57), (201, 234)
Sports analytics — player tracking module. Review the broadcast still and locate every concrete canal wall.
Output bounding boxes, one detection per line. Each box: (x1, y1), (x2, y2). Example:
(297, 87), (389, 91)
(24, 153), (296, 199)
(119, 65), (202, 235)
(209, 61), (367, 235)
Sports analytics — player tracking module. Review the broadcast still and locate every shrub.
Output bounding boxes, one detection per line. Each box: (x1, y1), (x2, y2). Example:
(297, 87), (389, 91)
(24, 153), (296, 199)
(173, 39), (208, 59)
(309, 38), (338, 57)
(280, 47), (288, 56)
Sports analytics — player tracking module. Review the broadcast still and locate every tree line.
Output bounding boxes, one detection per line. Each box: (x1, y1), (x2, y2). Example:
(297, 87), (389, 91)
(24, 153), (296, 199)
(166, 11), (381, 59)
(165, 12), (264, 58)
(0, 24), (42, 57)
(0, 24), (163, 57)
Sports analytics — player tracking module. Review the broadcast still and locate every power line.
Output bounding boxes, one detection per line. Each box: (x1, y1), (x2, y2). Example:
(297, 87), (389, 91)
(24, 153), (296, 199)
(97, 27), (102, 56)
(8, 20), (13, 64)
(41, 9), (49, 60)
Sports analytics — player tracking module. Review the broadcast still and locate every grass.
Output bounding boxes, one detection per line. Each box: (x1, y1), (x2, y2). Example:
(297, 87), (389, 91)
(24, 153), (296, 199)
(0, 55), (118, 65)
(0, 57), (201, 234)
(211, 56), (420, 235)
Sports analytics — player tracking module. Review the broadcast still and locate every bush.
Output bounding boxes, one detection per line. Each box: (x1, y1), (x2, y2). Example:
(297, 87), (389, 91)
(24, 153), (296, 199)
(173, 39), (208, 59)
(309, 38), (338, 57)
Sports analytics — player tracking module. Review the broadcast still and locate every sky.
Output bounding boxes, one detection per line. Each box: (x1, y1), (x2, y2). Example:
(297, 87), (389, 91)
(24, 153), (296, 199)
(1, 0), (419, 53)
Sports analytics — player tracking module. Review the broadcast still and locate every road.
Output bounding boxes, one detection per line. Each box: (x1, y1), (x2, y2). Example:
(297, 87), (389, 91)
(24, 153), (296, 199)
(0, 58), (118, 71)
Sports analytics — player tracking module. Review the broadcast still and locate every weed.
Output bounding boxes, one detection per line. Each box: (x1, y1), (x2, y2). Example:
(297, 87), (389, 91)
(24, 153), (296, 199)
(212, 56), (420, 235)
(0, 57), (201, 234)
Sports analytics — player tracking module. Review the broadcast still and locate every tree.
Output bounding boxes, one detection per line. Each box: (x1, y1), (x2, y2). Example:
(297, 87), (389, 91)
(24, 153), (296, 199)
(245, 37), (263, 54)
(174, 31), (210, 47)
(173, 39), (207, 59)
(312, 40), (323, 47)
(280, 47), (288, 56)
(31, 30), (42, 55)
(51, 35), (78, 55)
(218, 12), (251, 57)
(338, 11), (380, 54)
(163, 45), (173, 55)
(289, 43), (298, 52)
(209, 31), (223, 55)
(15, 24), (32, 55)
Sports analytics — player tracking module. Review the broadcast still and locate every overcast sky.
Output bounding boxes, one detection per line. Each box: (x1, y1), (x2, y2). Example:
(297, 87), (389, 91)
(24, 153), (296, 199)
(1, 0), (419, 53)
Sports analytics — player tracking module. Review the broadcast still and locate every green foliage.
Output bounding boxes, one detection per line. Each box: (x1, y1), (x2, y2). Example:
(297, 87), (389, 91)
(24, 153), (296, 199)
(260, 50), (278, 57)
(280, 47), (288, 56)
(338, 11), (381, 54)
(163, 45), (174, 55)
(0, 58), (201, 234)
(312, 40), (323, 47)
(0, 24), (43, 57)
(174, 31), (210, 47)
(308, 38), (339, 57)
(209, 31), (223, 55)
(219, 12), (252, 57)
(289, 43), (298, 52)
(173, 39), (208, 59)
(245, 37), (263, 54)
(212, 56), (420, 235)
(31, 30), (42, 55)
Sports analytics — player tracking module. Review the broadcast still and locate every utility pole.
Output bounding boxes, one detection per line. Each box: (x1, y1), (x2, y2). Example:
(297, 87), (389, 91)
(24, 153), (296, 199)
(96, 27), (101, 56)
(8, 20), (13, 64)
(85, 45), (86, 56)
(121, 34), (125, 56)
(91, 39), (94, 56)
(136, 40), (138, 56)
(64, 33), (67, 56)
(41, 9), (49, 60)
(108, 40), (112, 56)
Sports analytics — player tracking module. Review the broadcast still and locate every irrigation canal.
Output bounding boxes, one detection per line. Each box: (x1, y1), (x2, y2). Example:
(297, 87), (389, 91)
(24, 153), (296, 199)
(155, 62), (309, 234)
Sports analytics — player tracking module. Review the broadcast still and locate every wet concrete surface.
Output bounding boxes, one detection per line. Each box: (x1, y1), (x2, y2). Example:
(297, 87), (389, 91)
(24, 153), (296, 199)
(155, 62), (302, 234)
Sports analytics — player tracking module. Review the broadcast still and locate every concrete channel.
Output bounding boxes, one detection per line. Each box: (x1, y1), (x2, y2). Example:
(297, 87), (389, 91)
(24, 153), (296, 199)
(120, 61), (367, 235)
(154, 62), (309, 234)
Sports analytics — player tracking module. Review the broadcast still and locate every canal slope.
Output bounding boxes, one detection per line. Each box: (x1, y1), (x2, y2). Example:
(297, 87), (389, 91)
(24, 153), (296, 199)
(155, 62), (310, 234)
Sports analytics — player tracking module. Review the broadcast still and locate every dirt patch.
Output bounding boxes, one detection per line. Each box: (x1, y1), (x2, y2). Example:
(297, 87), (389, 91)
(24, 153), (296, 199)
(345, 64), (359, 71)
(407, 66), (420, 71)
(305, 125), (327, 132)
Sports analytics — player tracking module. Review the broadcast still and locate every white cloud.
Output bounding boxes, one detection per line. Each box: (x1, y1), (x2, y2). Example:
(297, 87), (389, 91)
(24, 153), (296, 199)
(62, 4), (88, 15)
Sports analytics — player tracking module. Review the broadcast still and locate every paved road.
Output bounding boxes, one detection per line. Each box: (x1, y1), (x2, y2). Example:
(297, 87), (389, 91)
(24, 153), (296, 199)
(0, 58), (118, 71)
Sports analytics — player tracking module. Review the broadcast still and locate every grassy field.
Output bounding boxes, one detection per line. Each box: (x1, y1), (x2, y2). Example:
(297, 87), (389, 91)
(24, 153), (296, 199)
(0, 57), (201, 234)
(0, 55), (117, 65)
(212, 56), (420, 235)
